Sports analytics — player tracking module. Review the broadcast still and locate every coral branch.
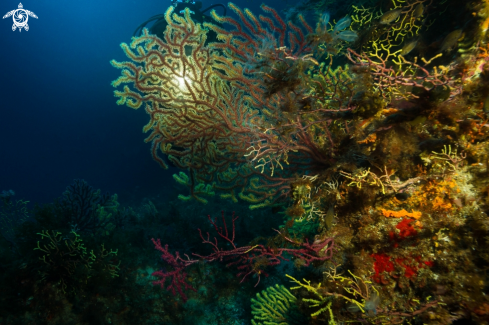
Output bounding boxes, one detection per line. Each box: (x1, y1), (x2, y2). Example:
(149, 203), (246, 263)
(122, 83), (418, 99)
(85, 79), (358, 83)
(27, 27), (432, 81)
(150, 238), (197, 302)
(151, 212), (336, 298)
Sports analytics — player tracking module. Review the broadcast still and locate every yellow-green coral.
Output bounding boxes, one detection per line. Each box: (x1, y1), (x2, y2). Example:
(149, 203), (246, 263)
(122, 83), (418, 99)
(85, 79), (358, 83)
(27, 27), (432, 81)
(34, 230), (94, 294)
(172, 172), (215, 204)
(286, 274), (334, 317)
(350, 0), (428, 62)
(251, 284), (306, 325)
(287, 267), (379, 318)
(34, 230), (120, 295)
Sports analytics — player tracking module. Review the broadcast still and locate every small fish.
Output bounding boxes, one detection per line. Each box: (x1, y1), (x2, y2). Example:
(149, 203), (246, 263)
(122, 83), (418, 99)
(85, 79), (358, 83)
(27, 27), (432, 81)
(483, 94), (489, 113)
(413, 3), (424, 18)
(440, 29), (463, 52)
(400, 39), (418, 56)
(324, 205), (335, 230)
(337, 30), (358, 42)
(347, 303), (361, 313)
(334, 16), (352, 32)
(380, 8), (402, 24)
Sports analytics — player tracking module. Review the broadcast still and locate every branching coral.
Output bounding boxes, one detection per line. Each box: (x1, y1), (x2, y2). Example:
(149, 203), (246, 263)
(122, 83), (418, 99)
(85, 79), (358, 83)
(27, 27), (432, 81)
(111, 1), (489, 323)
(350, 0), (433, 61)
(112, 6), (302, 205)
(287, 266), (379, 317)
(59, 179), (119, 233)
(34, 230), (94, 295)
(251, 284), (307, 325)
(34, 230), (119, 295)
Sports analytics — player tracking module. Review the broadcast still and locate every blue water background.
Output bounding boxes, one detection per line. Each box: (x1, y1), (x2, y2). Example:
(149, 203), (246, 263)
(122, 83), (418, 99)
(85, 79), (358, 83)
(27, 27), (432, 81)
(0, 0), (288, 205)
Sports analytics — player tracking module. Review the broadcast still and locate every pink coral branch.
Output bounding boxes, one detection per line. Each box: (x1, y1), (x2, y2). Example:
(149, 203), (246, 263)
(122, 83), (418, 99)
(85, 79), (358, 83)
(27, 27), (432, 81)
(150, 238), (197, 302)
(346, 48), (459, 99)
(151, 212), (336, 299)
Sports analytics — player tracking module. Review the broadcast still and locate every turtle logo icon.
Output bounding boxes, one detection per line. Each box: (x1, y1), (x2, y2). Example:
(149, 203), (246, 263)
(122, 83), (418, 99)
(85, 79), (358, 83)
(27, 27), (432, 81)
(3, 3), (37, 32)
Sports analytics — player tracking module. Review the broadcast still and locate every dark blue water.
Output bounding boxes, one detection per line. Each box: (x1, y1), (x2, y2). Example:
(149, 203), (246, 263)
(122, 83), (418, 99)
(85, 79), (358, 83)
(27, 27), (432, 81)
(0, 0), (285, 205)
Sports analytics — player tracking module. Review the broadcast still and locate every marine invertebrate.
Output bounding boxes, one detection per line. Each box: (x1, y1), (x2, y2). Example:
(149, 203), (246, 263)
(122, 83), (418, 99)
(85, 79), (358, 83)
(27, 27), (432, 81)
(112, 6), (302, 205)
(59, 179), (119, 233)
(395, 218), (418, 238)
(107, 1), (489, 323)
(112, 3), (366, 207)
(371, 253), (434, 283)
(33, 229), (120, 296)
(350, 0), (432, 62)
(347, 48), (458, 101)
(371, 253), (394, 284)
(151, 238), (197, 302)
(251, 284), (307, 325)
(151, 212), (336, 300)
(381, 208), (422, 219)
(287, 266), (379, 317)
(34, 230), (95, 295)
